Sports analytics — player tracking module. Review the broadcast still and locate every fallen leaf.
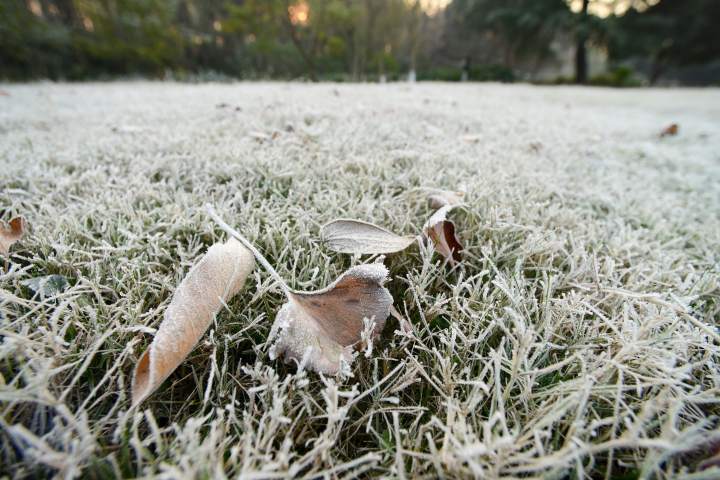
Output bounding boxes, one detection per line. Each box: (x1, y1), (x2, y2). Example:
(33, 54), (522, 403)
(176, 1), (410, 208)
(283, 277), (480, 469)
(660, 123), (679, 137)
(0, 217), (25, 256)
(269, 263), (392, 375)
(132, 239), (255, 407)
(20, 274), (68, 299)
(321, 219), (416, 255)
(208, 207), (393, 376)
(426, 189), (465, 209)
(423, 205), (463, 265)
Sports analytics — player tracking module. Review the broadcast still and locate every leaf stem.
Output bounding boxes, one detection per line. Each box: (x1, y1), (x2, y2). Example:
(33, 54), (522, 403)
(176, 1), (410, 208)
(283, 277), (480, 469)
(206, 204), (291, 296)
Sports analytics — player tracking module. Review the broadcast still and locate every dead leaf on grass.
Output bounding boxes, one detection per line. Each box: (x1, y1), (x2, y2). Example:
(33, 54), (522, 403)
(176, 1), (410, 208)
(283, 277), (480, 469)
(424, 205), (463, 265)
(660, 123), (679, 137)
(321, 219), (415, 255)
(208, 207), (393, 376)
(426, 189), (465, 209)
(269, 263), (392, 375)
(0, 217), (26, 256)
(322, 189), (466, 264)
(132, 238), (255, 407)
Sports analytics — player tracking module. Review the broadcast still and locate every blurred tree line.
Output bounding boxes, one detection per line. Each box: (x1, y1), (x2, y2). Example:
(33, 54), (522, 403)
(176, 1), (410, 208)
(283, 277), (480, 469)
(443, 0), (720, 85)
(0, 0), (431, 81)
(1, 0), (718, 84)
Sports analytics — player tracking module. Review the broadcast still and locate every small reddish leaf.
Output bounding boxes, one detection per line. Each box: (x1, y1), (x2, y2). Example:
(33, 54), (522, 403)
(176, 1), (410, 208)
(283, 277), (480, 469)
(660, 123), (679, 137)
(0, 217), (26, 256)
(423, 206), (463, 265)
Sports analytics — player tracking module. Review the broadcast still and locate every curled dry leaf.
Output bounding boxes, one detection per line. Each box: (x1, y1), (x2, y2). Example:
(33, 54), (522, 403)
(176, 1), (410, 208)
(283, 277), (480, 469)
(269, 263), (392, 374)
(0, 217), (26, 256)
(660, 123), (679, 137)
(426, 189), (465, 209)
(209, 207), (393, 376)
(321, 219), (415, 255)
(132, 239), (254, 407)
(424, 205), (463, 265)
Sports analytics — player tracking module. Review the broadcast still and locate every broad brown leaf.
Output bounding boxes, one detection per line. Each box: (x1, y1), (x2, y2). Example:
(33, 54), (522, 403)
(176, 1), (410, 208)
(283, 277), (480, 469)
(269, 263), (393, 374)
(0, 217), (26, 256)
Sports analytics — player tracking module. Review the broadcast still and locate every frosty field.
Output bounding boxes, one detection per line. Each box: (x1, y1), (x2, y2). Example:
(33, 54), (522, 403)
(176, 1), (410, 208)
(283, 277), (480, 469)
(1, 82), (719, 478)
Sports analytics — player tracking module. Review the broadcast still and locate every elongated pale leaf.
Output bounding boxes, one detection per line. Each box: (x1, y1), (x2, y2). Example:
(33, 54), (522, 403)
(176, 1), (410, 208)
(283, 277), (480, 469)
(321, 219), (415, 255)
(269, 263), (393, 375)
(132, 239), (254, 406)
(0, 217), (26, 256)
(424, 205), (463, 265)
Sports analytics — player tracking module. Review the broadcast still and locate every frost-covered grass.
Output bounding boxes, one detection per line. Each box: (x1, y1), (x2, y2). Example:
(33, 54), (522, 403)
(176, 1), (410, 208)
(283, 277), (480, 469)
(1, 82), (719, 479)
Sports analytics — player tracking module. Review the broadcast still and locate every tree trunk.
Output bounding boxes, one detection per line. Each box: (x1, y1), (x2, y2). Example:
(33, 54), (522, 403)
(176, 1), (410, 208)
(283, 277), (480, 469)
(575, 39), (587, 84)
(53, 0), (81, 27)
(649, 46), (671, 85)
(649, 60), (665, 85)
(575, 0), (589, 84)
(364, 0), (379, 79)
